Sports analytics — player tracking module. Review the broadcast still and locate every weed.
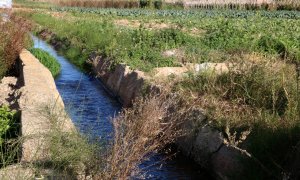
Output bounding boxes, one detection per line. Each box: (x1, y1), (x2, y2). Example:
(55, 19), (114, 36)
(0, 106), (20, 167)
(99, 90), (191, 179)
(29, 48), (61, 78)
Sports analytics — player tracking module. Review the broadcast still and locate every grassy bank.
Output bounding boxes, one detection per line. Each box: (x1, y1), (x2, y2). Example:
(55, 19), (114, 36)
(29, 48), (61, 77)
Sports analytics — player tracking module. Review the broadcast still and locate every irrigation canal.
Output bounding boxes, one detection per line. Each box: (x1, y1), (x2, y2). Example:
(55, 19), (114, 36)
(32, 35), (210, 179)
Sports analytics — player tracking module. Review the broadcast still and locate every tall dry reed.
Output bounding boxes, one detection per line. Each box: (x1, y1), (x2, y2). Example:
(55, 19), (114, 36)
(0, 12), (31, 78)
(54, 0), (140, 8)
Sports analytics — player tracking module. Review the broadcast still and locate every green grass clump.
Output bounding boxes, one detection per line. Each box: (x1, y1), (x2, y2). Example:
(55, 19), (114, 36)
(29, 48), (61, 78)
(0, 106), (18, 145)
(0, 106), (20, 167)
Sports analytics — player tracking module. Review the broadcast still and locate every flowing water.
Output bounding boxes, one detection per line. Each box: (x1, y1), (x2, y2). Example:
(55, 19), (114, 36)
(32, 36), (211, 179)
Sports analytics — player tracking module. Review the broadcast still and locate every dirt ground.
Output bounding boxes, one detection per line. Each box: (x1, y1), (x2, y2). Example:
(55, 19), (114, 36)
(0, 76), (20, 110)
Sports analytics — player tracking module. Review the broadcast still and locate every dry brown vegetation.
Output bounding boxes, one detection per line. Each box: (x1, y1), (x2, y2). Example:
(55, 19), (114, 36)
(97, 91), (194, 179)
(1, 91), (193, 179)
(21, 0), (300, 10)
(0, 12), (31, 79)
(167, 0), (300, 10)
(54, 0), (140, 8)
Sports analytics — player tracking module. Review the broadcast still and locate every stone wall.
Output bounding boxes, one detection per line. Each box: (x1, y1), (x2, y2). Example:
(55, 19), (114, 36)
(90, 55), (256, 179)
(19, 49), (75, 163)
(91, 55), (146, 107)
(176, 108), (256, 179)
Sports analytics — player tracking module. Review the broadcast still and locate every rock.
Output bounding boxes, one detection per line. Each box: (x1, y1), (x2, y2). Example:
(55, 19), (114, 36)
(162, 49), (178, 58)
(153, 67), (188, 78)
(0, 165), (34, 180)
(118, 68), (145, 107)
(90, 55), (111, 83)
(211, 145), (245, 179)
(192, 126), (224, 165)
(177, 109), (224, 167)
(177, 108), (207, 156)
(106, 64), (127, 95)
(187, 62), (230, 74)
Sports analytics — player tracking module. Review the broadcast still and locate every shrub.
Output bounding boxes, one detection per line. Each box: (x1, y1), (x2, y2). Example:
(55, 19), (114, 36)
(154, 0), (163, 9)
(101, 91), (187, 179)
(0, 106), (20, 167)
(0, 106), (17, 145)
(257, 36), (287, 57)
(0, 14), (30, 79)
(139, 0), (150, 8)
(29, 48), (61, 78)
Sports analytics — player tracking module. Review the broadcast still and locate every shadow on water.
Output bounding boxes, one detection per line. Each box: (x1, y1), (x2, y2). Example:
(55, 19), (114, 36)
(32, 35), (212, 179)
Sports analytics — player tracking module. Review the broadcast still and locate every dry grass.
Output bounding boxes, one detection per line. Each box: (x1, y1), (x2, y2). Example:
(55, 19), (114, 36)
(0, 12), (31, 79)
(54, 0), (140, 8)
(97, 91), (193, 179)
(175, 53), (298, 128)
(167, 0), (300, 10)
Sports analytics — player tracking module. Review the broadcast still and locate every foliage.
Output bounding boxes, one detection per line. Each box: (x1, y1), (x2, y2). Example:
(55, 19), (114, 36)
(29, 48), (61, 77)
(154, 0), (163, 9)
(0, 106), (18, 145)
(257, 36), (287, 57)
(139, 0), (150, 8)
(0, 105), (20, 168)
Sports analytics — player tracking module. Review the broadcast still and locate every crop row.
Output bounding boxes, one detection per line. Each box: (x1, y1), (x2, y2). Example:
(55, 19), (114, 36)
(50, 7), (300, 19)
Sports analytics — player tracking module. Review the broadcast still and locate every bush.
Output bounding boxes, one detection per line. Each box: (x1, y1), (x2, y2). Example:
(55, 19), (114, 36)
(257, 36), (287, 57)
(0, 106), (17, 145)
(29, 48), (61, 78)
(102, 92), (187, 179)
(0, 14), (30, 79)
(154, 0), (163, 9)
(0, 106), (20, 167)
(139, 0), (150, 8)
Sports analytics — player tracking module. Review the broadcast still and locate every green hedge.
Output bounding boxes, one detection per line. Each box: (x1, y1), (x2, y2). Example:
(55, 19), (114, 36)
(29, 48), (61, 78)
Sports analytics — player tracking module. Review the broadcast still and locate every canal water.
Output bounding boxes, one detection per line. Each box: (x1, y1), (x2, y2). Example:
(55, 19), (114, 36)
(32, 35), (210, 179)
